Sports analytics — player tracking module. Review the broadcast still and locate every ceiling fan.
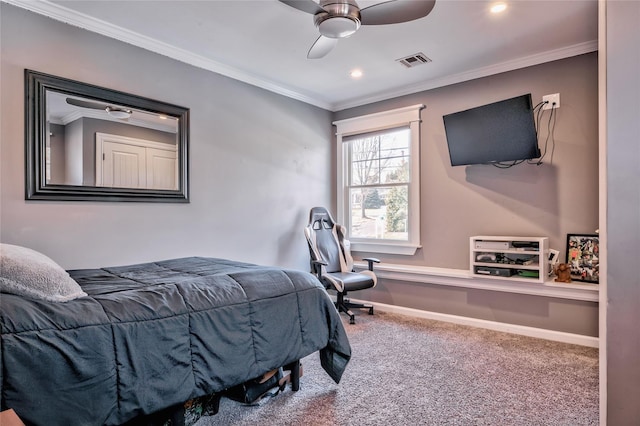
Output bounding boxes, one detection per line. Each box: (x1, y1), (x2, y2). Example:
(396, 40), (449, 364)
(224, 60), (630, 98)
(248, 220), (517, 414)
(279, 0), (436, 59)
(66, 97), (133, 119)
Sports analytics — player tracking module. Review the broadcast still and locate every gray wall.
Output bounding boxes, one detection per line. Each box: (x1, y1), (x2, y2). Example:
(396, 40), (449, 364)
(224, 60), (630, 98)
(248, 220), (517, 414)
(334, 54), (599, 269)
(334, 54), (599, 337)
(0, 5), (332, 270)
(48, 123), (66, 184)
(64, 119), (84, 185)
(605, 1), (640, 424)
(82, 118), (177, 147)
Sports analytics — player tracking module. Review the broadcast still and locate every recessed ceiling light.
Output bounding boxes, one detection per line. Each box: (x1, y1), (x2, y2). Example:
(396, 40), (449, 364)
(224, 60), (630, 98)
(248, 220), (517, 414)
(490, 3), (507, 14)
(350, 69), (363, 79)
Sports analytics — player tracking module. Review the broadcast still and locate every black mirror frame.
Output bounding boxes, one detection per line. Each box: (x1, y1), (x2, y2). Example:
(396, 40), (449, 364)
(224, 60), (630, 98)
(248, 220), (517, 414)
(25, 69), (190, 202)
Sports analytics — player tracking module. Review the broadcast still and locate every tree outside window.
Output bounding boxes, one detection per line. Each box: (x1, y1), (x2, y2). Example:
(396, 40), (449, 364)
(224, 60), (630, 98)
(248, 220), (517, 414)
(348, 127), (410, 241)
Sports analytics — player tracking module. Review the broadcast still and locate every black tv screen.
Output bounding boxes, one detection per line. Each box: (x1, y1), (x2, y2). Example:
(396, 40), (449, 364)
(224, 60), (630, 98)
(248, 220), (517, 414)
(443, 94), (540, 166)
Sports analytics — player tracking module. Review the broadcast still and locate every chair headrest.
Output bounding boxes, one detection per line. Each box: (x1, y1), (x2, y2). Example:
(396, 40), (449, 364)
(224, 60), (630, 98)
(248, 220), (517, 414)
(308, 207), (336, 231)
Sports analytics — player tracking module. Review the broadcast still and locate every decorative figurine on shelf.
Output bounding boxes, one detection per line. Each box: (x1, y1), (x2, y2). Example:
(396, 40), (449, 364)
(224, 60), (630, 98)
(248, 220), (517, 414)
(554, 263), (572, 283)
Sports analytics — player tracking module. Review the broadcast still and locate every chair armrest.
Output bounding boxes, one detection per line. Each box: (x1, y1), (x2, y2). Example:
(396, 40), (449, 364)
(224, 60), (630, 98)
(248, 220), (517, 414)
(310, 259), (328, 277)
(362, 257), (380, 271)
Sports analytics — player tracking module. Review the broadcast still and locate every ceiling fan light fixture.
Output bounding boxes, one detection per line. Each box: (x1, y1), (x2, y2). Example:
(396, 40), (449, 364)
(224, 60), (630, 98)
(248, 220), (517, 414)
(317, 16), (360, 38)
(314, 2), (361, 39)
(106, 106), (132, 120)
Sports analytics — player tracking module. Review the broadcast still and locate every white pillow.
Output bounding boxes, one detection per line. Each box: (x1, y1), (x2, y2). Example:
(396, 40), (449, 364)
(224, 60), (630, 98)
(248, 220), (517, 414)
(0, 243), (87, 302)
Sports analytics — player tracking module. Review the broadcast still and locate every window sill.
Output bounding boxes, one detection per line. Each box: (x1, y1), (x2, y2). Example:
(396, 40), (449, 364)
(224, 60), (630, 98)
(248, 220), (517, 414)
(351, 242), (421, 256)
(353, 262), (599, 302)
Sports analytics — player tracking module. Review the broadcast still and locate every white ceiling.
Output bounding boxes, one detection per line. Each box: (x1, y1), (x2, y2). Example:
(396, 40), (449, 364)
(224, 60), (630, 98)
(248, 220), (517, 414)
(6, 0), (598, 111)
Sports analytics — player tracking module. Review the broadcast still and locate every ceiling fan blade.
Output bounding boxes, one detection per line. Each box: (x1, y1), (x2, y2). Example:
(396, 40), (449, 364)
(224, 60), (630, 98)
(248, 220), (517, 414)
(360, 0), (436, 25)
(279, 0), (325, 15)
(66, 98), (107, 110)
(67, 97), (132, 119)
(307, 35), (339, 59)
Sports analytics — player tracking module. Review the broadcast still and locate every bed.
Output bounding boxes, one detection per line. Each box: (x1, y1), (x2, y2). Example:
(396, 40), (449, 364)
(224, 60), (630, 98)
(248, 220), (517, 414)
(0, 246), (351, 426)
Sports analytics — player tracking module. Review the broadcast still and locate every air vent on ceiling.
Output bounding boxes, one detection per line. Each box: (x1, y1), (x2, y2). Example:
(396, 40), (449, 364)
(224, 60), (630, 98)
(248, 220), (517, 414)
(396, 53), (432, 68)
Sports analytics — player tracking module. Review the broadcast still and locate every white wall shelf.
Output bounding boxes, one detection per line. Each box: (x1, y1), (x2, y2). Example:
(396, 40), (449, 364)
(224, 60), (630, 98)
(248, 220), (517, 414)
(353, 261), (599, 302)
(471, 236), (549, 283)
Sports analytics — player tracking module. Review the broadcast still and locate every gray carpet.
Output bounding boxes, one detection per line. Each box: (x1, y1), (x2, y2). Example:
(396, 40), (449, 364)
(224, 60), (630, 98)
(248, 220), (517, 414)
(195, 311), (599, 425)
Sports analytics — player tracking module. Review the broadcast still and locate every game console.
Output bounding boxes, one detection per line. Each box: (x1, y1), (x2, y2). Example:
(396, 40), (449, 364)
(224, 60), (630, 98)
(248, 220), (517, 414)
(474, 266), (514, 277)
(511, 241), (539, 250)
(474, 240), (510, 250)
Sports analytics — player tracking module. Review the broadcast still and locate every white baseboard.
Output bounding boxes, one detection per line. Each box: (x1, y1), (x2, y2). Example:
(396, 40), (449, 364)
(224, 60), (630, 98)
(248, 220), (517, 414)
(350, 299), (600, 348)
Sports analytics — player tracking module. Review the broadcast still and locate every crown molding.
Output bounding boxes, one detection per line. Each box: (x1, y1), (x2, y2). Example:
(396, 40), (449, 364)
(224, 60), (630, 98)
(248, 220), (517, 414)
(333, 40), (599, 111)
(2, 0), (332, 111)
(3, 0), (597, 113)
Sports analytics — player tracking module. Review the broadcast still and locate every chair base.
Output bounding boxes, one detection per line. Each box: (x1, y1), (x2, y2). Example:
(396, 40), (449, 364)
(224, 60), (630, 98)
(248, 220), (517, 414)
(336, 293), (374, 324)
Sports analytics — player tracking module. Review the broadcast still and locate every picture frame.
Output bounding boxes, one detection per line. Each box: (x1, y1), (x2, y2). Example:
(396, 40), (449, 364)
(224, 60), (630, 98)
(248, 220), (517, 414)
(566, 234), (599, 283)
(548, 249), (560, 277)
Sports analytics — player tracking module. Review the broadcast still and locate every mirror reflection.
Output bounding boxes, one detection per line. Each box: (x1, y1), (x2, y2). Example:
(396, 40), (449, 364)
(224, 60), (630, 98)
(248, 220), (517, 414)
(26, 70), (189, 202)
(46, 91), (180, 190)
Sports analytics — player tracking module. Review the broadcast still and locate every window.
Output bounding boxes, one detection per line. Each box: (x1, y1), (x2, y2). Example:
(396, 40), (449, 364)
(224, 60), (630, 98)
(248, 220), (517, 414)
(334, 104), (423, 255)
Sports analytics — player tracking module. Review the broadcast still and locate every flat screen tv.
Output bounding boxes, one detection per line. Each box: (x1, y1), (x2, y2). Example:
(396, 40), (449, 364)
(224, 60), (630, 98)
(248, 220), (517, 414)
(443, 94), (540, 166)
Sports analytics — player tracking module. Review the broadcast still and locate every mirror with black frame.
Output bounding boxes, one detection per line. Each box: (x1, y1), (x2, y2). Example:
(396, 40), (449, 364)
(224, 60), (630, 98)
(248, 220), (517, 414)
(25, 70), (189, 202)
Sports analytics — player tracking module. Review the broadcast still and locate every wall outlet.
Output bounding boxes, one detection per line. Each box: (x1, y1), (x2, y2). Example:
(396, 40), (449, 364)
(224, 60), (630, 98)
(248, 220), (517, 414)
(542, 93), (560, 110)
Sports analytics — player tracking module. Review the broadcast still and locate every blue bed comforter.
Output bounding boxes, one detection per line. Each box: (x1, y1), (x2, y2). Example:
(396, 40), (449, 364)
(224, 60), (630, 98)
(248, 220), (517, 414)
(0, 257), (351, 425)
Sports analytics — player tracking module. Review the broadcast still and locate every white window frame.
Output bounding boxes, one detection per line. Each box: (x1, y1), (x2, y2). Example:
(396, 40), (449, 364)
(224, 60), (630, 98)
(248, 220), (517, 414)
(334, 104), (424, 255)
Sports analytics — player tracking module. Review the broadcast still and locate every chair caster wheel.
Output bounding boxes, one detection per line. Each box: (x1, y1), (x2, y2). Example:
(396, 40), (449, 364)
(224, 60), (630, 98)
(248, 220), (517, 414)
(349, 316), (355, 324)
(368, 307), (374, 315)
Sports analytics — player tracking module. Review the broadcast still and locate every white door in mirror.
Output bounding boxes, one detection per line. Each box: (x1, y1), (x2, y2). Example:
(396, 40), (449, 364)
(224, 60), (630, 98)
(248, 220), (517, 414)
(96, 133), (178, 190)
